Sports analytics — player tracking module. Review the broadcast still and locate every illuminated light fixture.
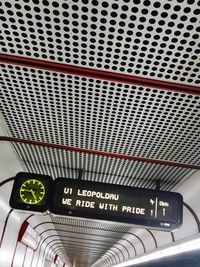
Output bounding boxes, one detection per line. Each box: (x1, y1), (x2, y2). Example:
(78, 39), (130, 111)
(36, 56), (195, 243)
(18, 221), (41, 250)
(113, 235), (200, 267)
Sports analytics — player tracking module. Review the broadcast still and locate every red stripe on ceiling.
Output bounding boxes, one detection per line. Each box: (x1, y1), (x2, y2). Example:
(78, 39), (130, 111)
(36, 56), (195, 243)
(0, 136), (200, 170)
(0, 54), (199, 95)
(18, 221), (29, 242)
(54, 255), (58, 264)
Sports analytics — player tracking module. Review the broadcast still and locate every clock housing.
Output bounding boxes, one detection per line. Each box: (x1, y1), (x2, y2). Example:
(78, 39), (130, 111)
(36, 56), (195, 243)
(10, 172), (53, 212)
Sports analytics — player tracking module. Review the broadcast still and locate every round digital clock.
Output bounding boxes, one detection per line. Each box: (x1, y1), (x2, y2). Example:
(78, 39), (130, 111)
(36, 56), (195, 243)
(19, 179), (45, 205)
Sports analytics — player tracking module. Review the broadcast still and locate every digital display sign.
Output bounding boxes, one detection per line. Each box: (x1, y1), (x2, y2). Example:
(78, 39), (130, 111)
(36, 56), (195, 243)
(49, 178), (183, 230)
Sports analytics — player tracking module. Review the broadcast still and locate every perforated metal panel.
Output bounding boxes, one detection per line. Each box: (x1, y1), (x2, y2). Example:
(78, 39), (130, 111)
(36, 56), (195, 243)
(0, 63), (199, 192)
(0, 0), (200, 85)
(0, 64), (200, 164)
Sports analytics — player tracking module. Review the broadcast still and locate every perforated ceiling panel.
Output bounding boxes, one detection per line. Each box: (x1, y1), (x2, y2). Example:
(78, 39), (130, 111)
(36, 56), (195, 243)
(12, 144), (195, 190)
(0, 63), (199, 190)
(1, 64), (200, 164)
(0, 0), (200, 85)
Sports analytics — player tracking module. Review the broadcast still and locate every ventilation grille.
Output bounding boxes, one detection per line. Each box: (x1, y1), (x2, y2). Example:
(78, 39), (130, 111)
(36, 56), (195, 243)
(0, 0), (200, 85)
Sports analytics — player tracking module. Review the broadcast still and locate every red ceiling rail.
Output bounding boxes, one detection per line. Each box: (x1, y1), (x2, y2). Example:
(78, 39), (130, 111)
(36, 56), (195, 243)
(0, 136), (200, 170)
(0, 54), (199, 96)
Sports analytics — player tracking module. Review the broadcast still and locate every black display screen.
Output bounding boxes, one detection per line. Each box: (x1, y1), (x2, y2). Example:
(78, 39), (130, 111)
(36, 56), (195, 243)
(49, 178), (183, 230)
